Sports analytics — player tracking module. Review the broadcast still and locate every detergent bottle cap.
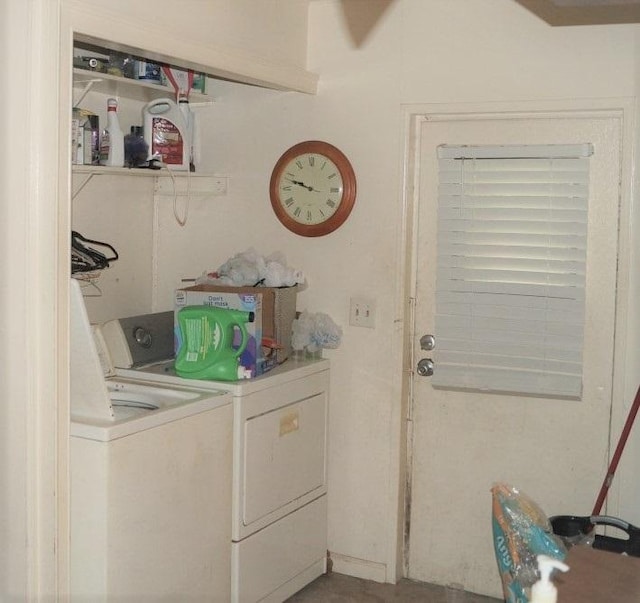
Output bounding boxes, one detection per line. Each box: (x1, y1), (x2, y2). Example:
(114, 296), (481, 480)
(531, 555), (569, 603)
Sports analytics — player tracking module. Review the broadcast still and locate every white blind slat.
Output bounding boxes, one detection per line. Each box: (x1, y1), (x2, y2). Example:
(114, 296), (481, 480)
(435, 302), (584, 325)
(438, 280), (585, 299)
(441, 232), (587, 248)
(437, 244), (586, 261)
(434, 325), (583, 350)
(439, 195), (588, 210)
(432, 365), (583, 398)
(436, 312), (584, 335)
(438, 257), (585, 275)
(437, 143), (594, 159)
(437, 338), (583, 362)
(436, 350), (582, 374)
(436, 290), (582, 312)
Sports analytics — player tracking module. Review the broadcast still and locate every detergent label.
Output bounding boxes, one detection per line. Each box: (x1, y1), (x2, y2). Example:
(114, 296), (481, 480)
(183, 317), (204, 363)
(199, 293), (261, 313)
(237, 294), (258, 312)
(151, 116), (184, 165)
(181, 316), (224, 364)
(204, 294), (230, 308)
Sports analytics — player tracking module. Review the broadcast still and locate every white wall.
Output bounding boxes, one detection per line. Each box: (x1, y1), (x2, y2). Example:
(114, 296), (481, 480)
(152, 0), (640, 593)
(72, 172), (155, 322)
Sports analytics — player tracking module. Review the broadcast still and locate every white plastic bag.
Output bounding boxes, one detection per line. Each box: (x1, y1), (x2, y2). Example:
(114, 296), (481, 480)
(292, 311), (342, 353)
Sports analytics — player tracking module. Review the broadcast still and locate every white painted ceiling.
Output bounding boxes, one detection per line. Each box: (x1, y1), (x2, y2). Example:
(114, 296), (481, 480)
(513, 0), (640, 24)
(333, 0), (640, 47)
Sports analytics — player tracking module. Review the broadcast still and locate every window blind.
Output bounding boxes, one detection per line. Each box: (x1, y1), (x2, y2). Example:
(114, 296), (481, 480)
(432, 143), (593, 398)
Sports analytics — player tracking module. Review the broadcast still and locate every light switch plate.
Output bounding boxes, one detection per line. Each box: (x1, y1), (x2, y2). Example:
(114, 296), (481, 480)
(349, 297), (376, 328)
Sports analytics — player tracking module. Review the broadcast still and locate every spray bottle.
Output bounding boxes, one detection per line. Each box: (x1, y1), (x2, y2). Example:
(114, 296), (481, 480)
(530, 555), (569, 603)
(175, 306), (255, 381)
(100, 98), (124, 167)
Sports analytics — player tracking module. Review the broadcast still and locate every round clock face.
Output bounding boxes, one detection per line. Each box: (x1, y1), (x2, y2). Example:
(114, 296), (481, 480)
(270, 141), (356, 237)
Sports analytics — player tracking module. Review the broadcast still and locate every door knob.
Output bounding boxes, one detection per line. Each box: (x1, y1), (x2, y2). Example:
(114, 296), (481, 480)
(416, 358), (434, 377)
(420, 334), (436, 351)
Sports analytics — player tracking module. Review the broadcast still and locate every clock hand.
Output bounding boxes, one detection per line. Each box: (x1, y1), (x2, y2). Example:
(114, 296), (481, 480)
(285, 177), (319, 192)
(286, 177), (309, 189)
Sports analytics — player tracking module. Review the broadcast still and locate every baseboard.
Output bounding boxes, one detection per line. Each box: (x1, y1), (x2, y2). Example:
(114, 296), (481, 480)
(328, 552), (388, 583)
(262, 558), (326, 602)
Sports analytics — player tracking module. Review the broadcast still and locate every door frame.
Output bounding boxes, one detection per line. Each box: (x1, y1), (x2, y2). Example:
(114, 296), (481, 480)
(390, 99), (637, 577)
(3, 1), (66, 600)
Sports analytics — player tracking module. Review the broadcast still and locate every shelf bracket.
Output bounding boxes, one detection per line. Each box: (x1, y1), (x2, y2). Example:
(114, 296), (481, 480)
(73, 78), (101, 108)
(72, 172), (95, 200)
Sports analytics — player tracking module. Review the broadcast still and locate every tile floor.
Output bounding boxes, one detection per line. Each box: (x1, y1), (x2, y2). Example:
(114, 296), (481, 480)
(286, 572), (502, 602)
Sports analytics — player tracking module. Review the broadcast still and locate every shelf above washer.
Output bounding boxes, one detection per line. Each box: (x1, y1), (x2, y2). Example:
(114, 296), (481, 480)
(72, 165), (167, 177)
(73, 68), (211, 104)
(71, 166), (227, 200)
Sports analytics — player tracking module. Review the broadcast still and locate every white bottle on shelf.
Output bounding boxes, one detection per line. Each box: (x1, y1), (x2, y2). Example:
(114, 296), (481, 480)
(142, 97), (189, 170)
(100, 98), (124, 167)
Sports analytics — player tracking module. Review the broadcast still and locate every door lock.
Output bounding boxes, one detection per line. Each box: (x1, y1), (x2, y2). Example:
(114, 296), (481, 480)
(420, 334), (436, 351)
(416, 358), (434, 377)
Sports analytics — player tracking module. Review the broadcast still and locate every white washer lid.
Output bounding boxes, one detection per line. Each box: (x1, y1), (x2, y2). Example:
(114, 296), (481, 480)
(69, 278), (114, 421)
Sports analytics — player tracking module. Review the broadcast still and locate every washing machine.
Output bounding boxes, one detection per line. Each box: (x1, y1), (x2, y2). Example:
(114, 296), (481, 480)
(69, 279), (233, 601)
(99, 310), (330, 602)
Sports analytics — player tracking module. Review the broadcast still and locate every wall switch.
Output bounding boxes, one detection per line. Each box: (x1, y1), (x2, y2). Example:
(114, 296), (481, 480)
(349, 297), (376, 328)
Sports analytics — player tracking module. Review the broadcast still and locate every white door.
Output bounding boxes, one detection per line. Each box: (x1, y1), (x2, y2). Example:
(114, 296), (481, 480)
(408, 113), (622, 598)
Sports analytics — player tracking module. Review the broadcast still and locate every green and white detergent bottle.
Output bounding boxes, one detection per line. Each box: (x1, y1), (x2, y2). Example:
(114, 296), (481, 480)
(175, 306), (255, 381)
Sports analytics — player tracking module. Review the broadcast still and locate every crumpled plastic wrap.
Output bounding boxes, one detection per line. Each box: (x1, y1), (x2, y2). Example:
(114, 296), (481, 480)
(292, 311), (342, 353)
(491, 483), (566, 603)
(196, 248), (304, 288)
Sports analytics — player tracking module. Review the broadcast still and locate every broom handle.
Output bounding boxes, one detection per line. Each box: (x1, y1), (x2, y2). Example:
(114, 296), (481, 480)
(591, 384), (640, 517)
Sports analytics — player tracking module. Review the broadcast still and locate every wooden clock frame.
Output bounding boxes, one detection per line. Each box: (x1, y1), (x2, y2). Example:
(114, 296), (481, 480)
(269, 140), (357, 237)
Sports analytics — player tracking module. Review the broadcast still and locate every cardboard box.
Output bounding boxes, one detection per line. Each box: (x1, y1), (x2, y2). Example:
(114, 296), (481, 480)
(174, 284), (297, 377)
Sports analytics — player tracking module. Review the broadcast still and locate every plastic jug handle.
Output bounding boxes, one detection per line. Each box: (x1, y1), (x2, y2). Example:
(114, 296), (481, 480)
(233, 321), (249, 359)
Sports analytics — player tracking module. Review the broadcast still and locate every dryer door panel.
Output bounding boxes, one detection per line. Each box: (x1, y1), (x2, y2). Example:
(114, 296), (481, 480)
(243, 392), (327, 526)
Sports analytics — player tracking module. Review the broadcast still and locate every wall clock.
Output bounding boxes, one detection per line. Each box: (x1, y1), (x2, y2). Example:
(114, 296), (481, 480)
(269, 140), (357, 237)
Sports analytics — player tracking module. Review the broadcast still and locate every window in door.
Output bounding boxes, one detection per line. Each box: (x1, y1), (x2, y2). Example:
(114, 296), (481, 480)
(433, 143), (592, 399)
